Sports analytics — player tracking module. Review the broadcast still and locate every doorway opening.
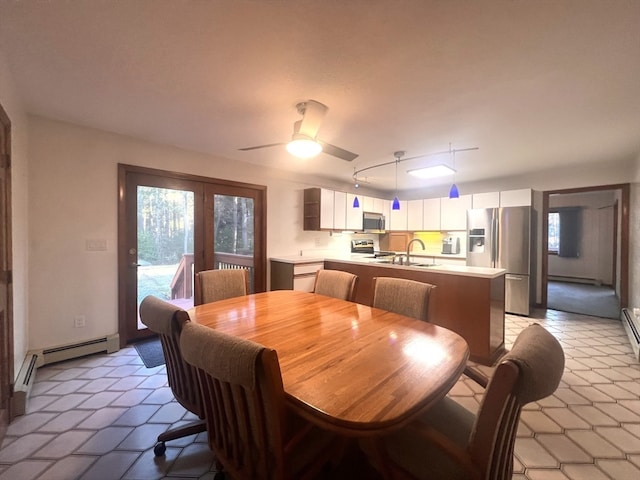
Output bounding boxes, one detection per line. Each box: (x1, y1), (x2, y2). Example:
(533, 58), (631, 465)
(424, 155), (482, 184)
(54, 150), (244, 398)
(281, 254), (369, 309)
(542, 184), (628, 319)
(117, 165), (267, 345)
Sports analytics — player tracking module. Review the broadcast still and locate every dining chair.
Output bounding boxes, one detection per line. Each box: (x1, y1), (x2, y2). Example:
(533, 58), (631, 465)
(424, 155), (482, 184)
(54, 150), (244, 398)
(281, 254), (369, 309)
(180, 320), (343, 480)
(313, 269), (359, 301)
(194, 268), (249, 305)
(371, 277), (435, 322)
(138, 295), (206, 456)
(366, 323), (565, 480)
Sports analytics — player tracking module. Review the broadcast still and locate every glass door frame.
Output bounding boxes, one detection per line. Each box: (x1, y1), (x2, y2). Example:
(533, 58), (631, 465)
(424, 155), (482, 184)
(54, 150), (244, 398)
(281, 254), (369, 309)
(117, 164), (267, 346)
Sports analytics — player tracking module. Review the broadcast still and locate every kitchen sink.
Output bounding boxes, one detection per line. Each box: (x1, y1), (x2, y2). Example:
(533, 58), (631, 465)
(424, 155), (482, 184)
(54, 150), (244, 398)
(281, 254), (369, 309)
(413, 263), (443, 268)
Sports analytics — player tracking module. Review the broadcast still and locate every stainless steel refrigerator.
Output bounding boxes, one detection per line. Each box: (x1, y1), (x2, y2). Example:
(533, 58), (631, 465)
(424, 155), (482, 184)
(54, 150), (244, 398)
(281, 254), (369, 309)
(467, 206), (532, 315)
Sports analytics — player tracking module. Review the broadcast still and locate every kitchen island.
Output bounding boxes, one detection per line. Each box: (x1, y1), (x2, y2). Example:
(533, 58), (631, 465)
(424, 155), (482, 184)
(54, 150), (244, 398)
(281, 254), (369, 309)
(324, 258), (506, 365)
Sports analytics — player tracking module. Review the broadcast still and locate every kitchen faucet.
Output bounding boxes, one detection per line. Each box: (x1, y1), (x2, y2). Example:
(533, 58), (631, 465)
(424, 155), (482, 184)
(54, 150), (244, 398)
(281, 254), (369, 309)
(406, 238), (425, 266)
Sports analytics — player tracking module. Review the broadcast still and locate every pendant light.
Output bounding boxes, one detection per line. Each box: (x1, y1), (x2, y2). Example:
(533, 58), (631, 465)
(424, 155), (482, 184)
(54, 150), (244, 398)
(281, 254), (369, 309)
(448, 147), (460, 199)
(352, 169), (360, 208)
(392, 151), (402, 210)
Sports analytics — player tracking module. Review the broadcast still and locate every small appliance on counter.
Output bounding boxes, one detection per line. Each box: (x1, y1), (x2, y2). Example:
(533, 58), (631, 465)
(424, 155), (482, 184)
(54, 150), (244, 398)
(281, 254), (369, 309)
(441, 237), (460, 254)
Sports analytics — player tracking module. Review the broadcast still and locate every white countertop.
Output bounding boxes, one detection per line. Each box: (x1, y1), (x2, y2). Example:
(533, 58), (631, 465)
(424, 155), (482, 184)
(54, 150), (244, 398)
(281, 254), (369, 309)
(325, 257), (505, 279)
(270, 255), (326, 264)
(271, 254), (505, 279)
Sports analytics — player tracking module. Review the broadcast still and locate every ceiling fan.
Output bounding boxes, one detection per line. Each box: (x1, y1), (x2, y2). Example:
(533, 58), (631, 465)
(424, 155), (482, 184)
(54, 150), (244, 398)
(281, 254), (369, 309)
(239, 100), (359, 161)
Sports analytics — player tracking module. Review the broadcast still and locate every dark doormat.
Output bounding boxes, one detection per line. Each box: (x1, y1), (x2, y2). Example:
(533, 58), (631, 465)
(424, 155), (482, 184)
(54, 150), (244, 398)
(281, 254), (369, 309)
(134, 337), (165, 368)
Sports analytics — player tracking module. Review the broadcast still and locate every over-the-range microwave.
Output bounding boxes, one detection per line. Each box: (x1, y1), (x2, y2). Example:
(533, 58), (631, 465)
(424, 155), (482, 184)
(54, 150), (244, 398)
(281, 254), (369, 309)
(362, 212), (386, 232)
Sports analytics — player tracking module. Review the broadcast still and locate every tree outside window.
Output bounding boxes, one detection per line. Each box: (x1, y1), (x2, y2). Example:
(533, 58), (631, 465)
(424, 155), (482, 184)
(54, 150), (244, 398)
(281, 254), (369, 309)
(548, 211), (559, 253)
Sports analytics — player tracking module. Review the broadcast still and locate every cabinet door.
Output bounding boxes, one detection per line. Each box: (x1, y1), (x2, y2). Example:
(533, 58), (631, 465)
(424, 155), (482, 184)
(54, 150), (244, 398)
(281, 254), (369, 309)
(373, 197), (385, 214)
(388, 200), (408, 231)
(472, 192), (500, 209)
(407, 199), (424, 231)
(362, 196), (375, 212)
(440, 195), (472, 231)
(422, 197), (441, 230)
(500, 189), (532, 207)
(333, 191), (347, 230)
(320, 188), (334, 229)
(346, 193), (363, 230)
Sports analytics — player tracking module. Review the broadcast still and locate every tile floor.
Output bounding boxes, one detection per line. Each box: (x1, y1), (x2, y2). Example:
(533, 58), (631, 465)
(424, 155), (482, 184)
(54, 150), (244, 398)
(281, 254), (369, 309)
(1, 309), (639, 479)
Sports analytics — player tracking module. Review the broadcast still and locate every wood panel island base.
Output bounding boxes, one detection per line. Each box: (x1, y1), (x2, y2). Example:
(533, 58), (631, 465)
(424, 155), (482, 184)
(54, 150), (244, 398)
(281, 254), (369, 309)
(324, 259), (506, 366)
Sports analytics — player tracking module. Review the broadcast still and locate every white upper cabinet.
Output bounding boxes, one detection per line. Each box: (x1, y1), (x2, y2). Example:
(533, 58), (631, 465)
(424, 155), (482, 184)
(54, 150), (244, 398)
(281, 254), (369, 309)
(440, 194), (472, 231)
(346, 193), (363, 230)
(388, 200), (408, 231)
(472, 192), (500, 209)
(333, 191), (347, 230)
(422, 197), (441, 231)
(500, 188), (532, 207)
(362, 196), (375, 212)
(372, 197), (386, 215)
(407, 199), (424, 231)
(319, 188), (334, 229)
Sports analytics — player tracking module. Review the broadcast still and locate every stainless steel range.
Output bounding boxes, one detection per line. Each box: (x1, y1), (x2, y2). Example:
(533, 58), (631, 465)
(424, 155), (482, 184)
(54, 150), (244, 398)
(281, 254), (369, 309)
(351, 239), (395, 258)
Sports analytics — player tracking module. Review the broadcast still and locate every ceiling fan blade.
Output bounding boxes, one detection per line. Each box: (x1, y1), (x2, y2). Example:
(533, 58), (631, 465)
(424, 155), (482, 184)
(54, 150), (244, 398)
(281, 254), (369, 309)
(238, 142), (285, 151)
(297, 100), (328, 139)
(317, 140), (359, 162)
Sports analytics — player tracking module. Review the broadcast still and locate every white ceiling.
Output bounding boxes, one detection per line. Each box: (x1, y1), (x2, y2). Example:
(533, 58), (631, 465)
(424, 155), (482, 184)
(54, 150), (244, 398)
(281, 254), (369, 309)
(1, 0), (639, 193)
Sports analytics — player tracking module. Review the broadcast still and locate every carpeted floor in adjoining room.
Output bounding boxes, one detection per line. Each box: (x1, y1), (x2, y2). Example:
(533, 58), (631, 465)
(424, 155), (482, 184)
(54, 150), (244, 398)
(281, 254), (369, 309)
(547, 280), (621, 319)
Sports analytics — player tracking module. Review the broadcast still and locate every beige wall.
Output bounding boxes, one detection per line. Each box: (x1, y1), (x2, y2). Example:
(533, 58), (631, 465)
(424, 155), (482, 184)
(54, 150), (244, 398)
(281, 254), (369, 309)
(27, 116), (360, 350)
(631, 182), (640, 310)
(0, 48), (29, 378)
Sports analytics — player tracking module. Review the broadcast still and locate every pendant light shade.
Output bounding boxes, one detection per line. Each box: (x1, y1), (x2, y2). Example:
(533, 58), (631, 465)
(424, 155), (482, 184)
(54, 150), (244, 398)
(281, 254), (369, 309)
(448, 147), (459, 199)
(353, 196), (360, 208)
(392, 151), (402, 210)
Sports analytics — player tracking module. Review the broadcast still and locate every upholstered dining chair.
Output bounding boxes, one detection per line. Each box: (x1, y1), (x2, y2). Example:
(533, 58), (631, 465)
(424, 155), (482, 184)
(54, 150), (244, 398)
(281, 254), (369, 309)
(194, 268), (249, 305)
(138, 295), (206, 456)
(371, 277), (435, 322)
(366, 323), (565, 480)
(180, 320), (342, 480)
(313, 269), (359, 301)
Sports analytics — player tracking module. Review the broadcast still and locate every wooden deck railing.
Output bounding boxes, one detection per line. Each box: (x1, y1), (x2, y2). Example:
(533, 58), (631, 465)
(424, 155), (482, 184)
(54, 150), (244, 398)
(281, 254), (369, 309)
(170, 252), (255, 299)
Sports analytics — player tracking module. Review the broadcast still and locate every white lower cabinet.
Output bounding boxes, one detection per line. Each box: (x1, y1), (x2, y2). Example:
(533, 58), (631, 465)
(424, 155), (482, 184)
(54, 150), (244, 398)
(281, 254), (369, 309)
(270, 259), (323, 292)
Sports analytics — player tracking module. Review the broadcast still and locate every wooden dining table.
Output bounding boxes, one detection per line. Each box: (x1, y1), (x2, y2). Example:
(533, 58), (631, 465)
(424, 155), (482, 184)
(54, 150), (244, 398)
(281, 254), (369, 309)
(188, 289), (469, 437)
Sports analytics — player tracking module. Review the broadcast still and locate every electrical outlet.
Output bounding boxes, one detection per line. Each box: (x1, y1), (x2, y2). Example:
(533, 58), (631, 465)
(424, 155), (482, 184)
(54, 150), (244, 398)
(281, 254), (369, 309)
(74, 315), (86, 328)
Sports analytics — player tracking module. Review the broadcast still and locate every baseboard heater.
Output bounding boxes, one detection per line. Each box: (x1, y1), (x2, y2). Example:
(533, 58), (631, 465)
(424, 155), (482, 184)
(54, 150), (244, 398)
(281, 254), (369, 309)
(12, 334), (119, 417)
(621, 308), (640, 362)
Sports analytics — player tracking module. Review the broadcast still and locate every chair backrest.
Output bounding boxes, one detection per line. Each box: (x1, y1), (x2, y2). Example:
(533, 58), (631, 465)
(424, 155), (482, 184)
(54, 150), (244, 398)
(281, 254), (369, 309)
(139, 295), (204, 418)
(371, 277), (435, 322)
(194, 268), (249, 305)
(313, 269), (359, 301)
(469, 323), (565, 479)
(180, 321), (288, 480)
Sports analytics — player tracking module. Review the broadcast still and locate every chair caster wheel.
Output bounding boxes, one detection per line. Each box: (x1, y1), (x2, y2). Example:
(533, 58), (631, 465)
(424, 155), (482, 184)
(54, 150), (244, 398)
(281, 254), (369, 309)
(153, 442), (166, 456)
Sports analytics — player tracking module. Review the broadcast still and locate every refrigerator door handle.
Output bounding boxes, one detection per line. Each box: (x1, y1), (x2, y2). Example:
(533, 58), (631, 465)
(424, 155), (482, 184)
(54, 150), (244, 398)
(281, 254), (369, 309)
(491, 214), (499, 267)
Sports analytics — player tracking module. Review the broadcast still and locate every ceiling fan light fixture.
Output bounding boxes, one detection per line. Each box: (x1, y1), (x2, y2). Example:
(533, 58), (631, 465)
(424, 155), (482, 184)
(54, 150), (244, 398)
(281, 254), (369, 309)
(286, 136), (323, 158)
(407, 164), (456, 179)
